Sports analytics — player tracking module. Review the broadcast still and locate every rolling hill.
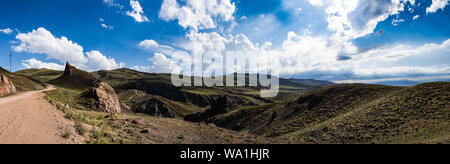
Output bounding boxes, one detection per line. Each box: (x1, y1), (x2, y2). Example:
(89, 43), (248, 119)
(12, 66), (449, 144)
(16, 68), (63, 83)
(0, 67), (45, 91)
(91, 68), (335, 117)
(206, 82), (450, 144)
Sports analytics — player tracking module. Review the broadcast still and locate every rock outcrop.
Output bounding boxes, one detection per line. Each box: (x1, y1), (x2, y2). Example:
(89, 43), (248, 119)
(0, 74), (16, 96)
(131, 97), (177, 118)
(51, 62), (101, 90)
(81, 82), (121, 114)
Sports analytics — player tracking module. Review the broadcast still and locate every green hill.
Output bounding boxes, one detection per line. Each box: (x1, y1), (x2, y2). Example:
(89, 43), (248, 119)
(0, 67), (45, 91)
(207, 82), (450, 144)
(16, 68), (63, 83)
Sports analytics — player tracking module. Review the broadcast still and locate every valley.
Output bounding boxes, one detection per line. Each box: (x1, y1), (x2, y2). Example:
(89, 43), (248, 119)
(2, 63), (448, 144)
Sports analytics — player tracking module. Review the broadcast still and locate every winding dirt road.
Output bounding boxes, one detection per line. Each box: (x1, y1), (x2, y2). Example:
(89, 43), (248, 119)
(0, 87), (83, 144)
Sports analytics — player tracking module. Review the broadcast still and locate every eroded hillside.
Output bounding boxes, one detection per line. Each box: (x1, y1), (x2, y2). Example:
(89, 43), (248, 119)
(208, 82), (450, 144)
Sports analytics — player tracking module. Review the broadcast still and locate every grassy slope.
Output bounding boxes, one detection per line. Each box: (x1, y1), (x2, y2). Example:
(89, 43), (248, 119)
(16, 68), (62, 83)
(0, 67), (45, 91)
(210, 82), (450, 144)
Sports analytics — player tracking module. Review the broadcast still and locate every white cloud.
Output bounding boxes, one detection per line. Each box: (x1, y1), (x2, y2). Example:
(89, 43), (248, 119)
(13, 27), (87, 67)
(159, 0), (236, 31)
(86, 50), (125, 71)
(126, 0), (149, 23)
(0, 28), (13, 35)
(138, 39), (178, 54)
(163, 30), (450, 80)
(101, 24), (114, 30)
(273, 31), (450, 79)
(99, 18), (114, 30)
(22, 58), (65, 71)
(392, 19), (405, 26)
(309, 0), (324, 7)
(138, 39), (159, 49)
(103, 0), (124, 9)
(427, 0), (450, 14)
(310, 0), (415, 39)
(131, 65), (151, 72)
(13, 27), (124, 71)
(413, 15), (420, 20)
(151, 0), (449, 80)
(148, 53), (182, 73)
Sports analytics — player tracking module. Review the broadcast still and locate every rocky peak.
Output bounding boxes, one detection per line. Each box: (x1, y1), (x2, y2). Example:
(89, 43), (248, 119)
(52, 62), (101, 90)
(0, 74), (17, 96)
(63, 62), (74, 76)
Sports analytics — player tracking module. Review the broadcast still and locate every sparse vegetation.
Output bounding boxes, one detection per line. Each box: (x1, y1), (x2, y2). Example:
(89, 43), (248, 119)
(62, 129), (72, 139)
(75, 122), (87, 136)
(208, 82), (450, 144)
(21, 66), (449, 144)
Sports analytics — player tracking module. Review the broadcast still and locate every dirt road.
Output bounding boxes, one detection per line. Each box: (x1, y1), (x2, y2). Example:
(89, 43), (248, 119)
(0, 87), (83, 144)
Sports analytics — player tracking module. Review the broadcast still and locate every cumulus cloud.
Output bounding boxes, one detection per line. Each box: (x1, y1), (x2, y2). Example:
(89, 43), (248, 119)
(143, 0), (449, 80)
(126, 0), (149, 23)
(303, 0), (420, 60)
(159, 0), (236, 31)
(273, 31), (450, 80)
(310, 0), (415, 39)
(86, 50), (125, 71)
(139, 30), (275, 74)
(138, 39), (160, 49)
(148, 53), (182, 73)
(13, 27), (87, 67)
(0, 28), (13, 35)
(22, 58), (65, 71)
(146, 30), (450, 80)
(13, 27), (124, 71)
(427, 0), (450, 14)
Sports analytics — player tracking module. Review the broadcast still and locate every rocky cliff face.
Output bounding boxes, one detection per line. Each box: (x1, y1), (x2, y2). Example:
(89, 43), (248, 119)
(81, 82), (121, 114)
(0, 74), (17, 96)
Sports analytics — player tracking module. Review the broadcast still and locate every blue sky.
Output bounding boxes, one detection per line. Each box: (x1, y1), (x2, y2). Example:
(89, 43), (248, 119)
(0, 0), (449, 82)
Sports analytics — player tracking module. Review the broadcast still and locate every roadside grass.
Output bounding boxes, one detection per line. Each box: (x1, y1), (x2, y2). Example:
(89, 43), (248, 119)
(45, 87), (123, 144)
(62, 129), (72, 139)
